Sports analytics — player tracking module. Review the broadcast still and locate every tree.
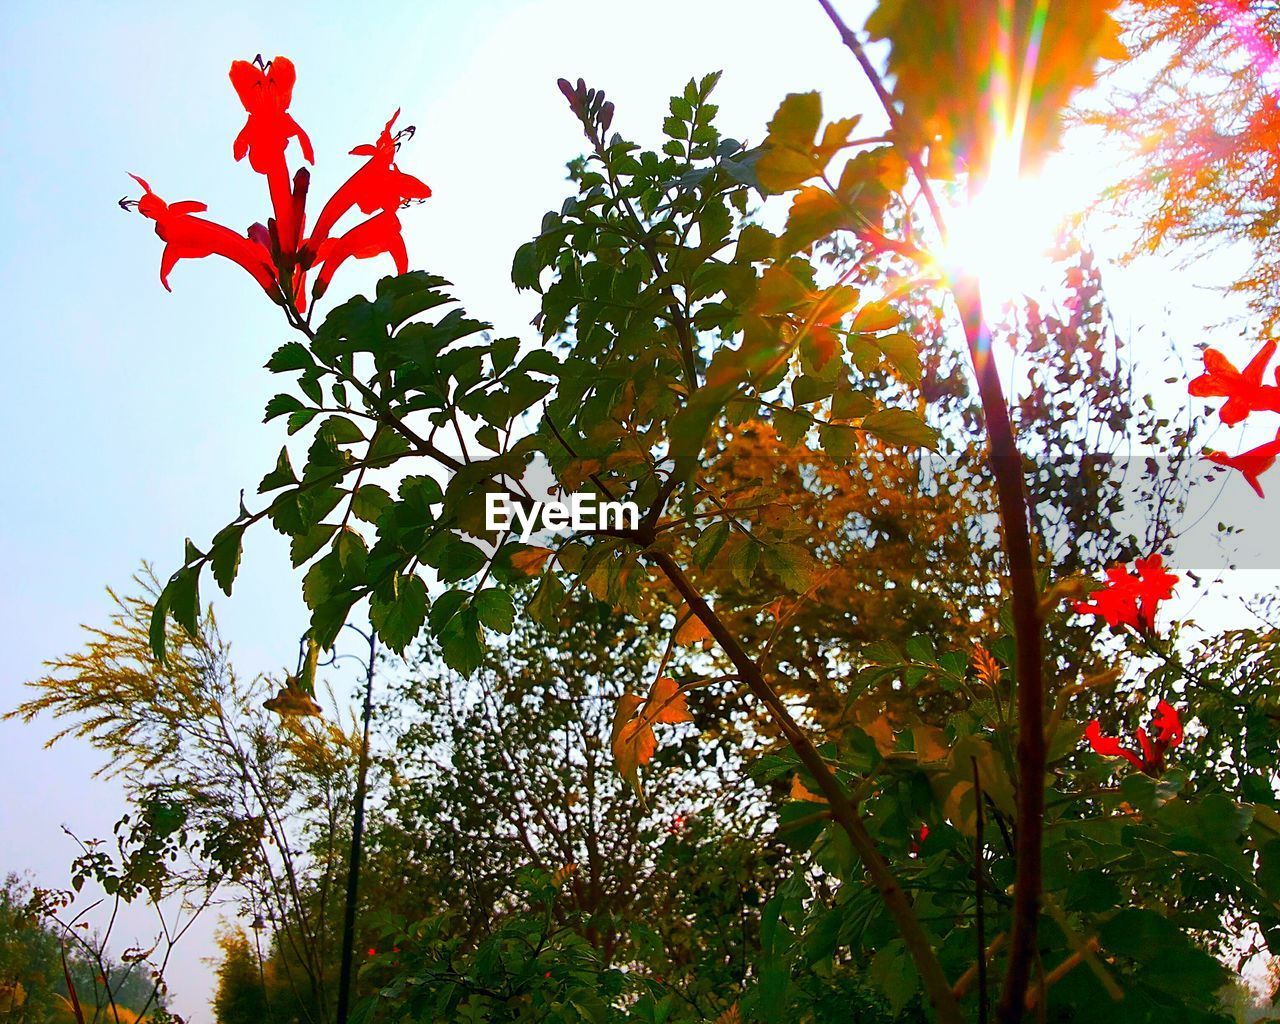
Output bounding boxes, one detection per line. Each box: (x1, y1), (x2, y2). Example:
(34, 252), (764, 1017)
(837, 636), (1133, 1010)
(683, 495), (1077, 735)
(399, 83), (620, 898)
(211, 929), (270, 1024)
(10, 571), (360, 1023)
(110, 9), (1280, 1024)
(1096, 0), (1280, 334)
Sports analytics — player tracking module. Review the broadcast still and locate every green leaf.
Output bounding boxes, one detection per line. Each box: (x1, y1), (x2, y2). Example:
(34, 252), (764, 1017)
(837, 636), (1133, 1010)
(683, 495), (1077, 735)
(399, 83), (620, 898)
(861, 408), (938, 450)
(302, 552), (344, 610)
(264, 393), (305, 422)
(490, 336), (520, 374)
(762, 542), (817, 593)
(149, 588), (171, 662)
(266, 342), (314, 373)
(512, 241), (541, 292)
(474, 588), (515, 634)
(832, 386), (874, 420)
(259, 447), (298, 492)
(351, 484), (393, 524)
(369, 574), (429, 654)
(367, 430), (411, 467)
(736, 224), (776, 263)
(692, 520), (731, 568)
(529, 572), (566, 629)
(210, 523), (245, 596)
(318, 415), (364, 445)
(440, 608), (484, 675)
(729, 538), (761, 585)
(287, 408), (320, 435)
(772, 408), (810, 447)
(429, 589), (469, 635)
(290, 523), (337, 567)
(818, 422), (859, 459)
(875, 331), (922, 383)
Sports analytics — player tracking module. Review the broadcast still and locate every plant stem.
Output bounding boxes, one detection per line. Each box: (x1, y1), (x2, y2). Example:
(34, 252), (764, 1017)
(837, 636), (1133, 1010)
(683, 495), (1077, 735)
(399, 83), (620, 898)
(335, 626), (377, 1024)
(647, 548), (963, 1024)
(814, 5), (1046, 1020)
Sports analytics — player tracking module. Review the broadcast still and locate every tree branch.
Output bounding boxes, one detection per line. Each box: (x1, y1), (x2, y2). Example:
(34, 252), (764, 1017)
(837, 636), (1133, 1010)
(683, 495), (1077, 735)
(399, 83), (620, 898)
(815, 6), (1046, 1020)
(645, 548), (963, 1024)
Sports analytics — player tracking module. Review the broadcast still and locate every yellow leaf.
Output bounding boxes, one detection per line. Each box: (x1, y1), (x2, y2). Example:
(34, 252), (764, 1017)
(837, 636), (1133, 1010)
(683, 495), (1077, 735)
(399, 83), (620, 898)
(911, 724), (950, 764)
(646, 676), (693, 724)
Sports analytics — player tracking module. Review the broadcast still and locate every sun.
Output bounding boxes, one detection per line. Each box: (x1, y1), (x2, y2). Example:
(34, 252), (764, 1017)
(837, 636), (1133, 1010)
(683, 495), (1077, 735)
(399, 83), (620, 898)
(936, 132), (1105, 313)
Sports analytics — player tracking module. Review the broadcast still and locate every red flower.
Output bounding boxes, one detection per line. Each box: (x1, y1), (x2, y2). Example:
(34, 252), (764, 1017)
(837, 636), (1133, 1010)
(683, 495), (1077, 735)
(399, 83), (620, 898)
(302, 110), (431, 268)
(311, 209), (409, 300)
(1072, 554), (1178, 633)
(1204, 432), (1280, 497)
(127, 174), (279, 299)
(230, 56), (314, 171)
(129, 56), (428, 310)
(231, 56), (314, 258)
(1085, 699), (1183, 775)
(1188, 339), (1280, 425)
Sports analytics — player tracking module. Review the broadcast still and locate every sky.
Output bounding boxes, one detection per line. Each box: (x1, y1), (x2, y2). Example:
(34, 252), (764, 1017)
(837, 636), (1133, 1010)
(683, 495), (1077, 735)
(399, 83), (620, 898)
(0, 0), (1273, 1017)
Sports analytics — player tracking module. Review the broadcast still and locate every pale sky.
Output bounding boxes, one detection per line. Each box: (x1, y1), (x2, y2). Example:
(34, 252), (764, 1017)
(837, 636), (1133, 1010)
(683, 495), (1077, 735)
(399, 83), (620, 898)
(0, 0), (1272, 1017)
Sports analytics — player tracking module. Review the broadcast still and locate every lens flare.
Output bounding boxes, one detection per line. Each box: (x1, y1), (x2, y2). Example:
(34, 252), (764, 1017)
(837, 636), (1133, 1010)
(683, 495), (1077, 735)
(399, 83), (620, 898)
(937, 135), (1073, 312)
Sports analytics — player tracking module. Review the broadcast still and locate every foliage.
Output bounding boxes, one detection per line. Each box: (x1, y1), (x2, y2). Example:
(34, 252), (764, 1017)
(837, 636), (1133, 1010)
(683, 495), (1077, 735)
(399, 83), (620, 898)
(1097, 0), (1280, 333)
(9, 571), (361, 1021)
(0, 874), (164, 1024)
(91, 6), (1280, 1024)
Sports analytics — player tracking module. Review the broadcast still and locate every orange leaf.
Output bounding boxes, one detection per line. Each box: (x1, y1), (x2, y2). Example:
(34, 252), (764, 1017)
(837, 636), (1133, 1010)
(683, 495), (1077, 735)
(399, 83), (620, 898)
(971, 644), (1001, 689)
(675, 611), (712, 646)
(510, 546), (554, 576)
(646, 676), (693, 724)
(611, 692), (655, 797)
(790, 774), (828, 804)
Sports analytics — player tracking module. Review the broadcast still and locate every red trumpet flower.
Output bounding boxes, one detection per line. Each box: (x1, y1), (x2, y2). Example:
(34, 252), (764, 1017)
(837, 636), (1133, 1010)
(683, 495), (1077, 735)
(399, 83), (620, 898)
(1073, 554), (1178, 634)
(231, 56), (314, 258)
(1204, 432), (1280, 497)
(1085, 700), (1183, 775)
(302, 110), (431, 268)
(1188, 339), (1280, 425)
(128, 174), (279, 299)
(230, 56), (314, 171)
(312, 209), (408, 300)
(128, 56), (428, 311)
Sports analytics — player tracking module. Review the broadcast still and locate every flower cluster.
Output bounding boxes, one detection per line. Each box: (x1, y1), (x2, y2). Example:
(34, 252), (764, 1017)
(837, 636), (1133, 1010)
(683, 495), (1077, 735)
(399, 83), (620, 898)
(1085, 700), (1184, 776)
(1072, 554), (1178, 634)
(1190, 338), (1280, 496)
(125, 56), (430, 309)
